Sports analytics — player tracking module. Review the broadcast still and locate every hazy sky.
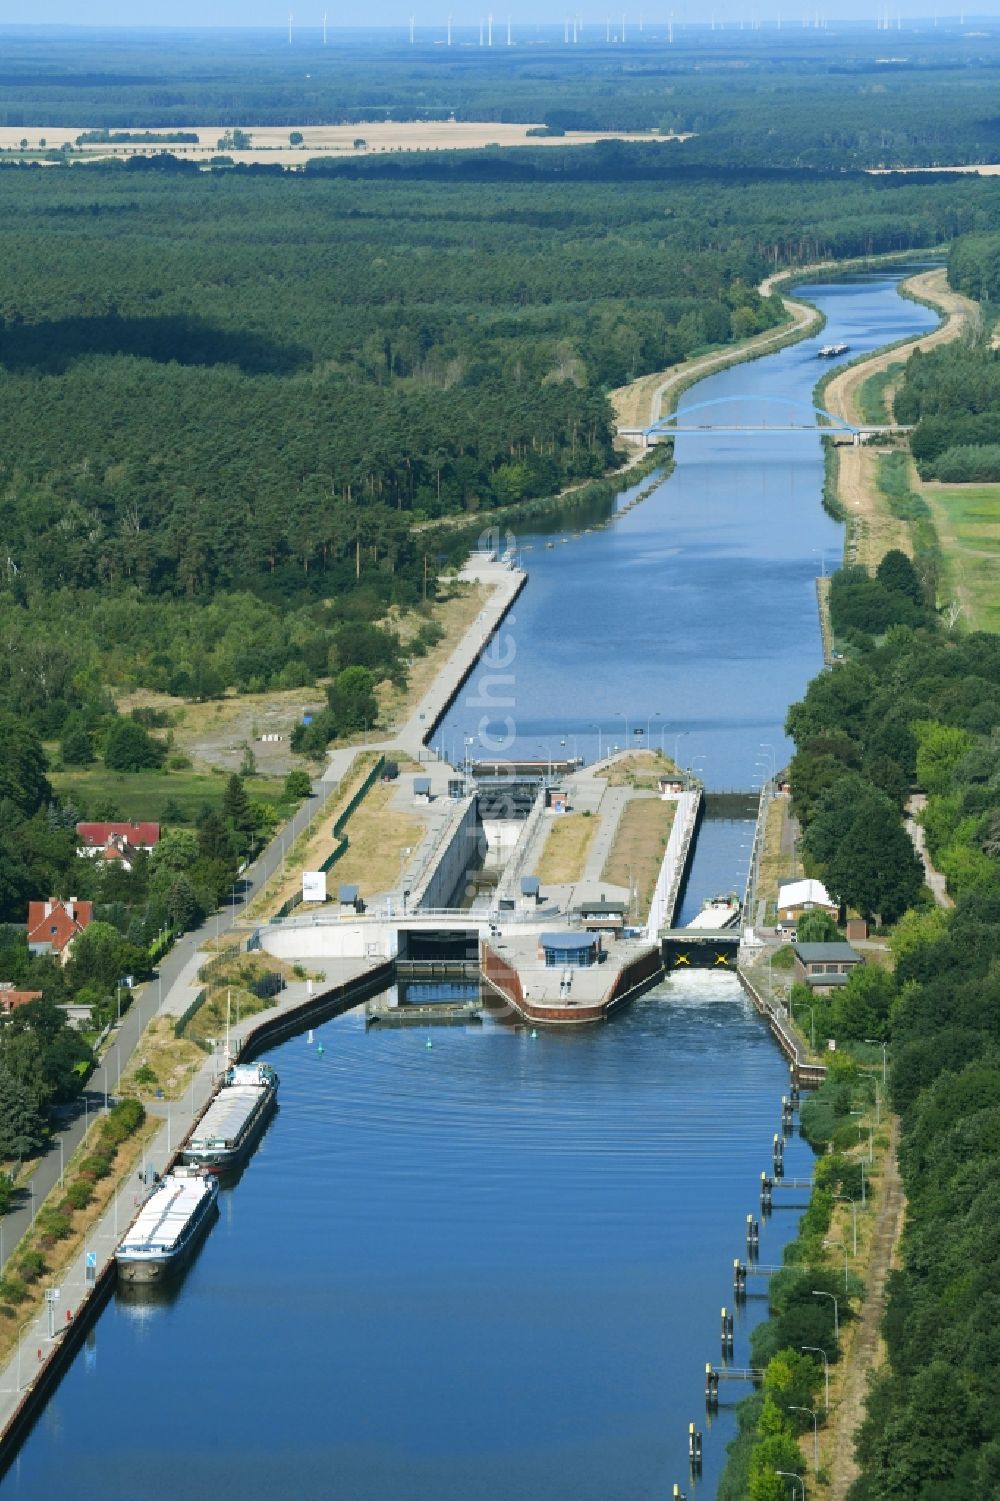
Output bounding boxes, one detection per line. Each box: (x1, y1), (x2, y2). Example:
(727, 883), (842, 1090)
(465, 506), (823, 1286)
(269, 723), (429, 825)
(8, 7), (1000, 27)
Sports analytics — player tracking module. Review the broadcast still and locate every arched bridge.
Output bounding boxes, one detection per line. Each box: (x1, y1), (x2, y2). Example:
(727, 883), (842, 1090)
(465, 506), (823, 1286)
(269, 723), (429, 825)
(617, 395), (912, 447)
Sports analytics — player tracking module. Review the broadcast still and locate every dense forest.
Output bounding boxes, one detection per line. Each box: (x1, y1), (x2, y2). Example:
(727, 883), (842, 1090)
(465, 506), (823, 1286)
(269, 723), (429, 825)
(885, 229), (1000, 482)
(4, 26), (1000, 168)
(6, 158), (1000, 733)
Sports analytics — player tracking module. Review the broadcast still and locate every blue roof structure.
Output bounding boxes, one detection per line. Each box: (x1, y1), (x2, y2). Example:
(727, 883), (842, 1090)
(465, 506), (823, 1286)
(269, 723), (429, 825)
(540, 932), (598, 952)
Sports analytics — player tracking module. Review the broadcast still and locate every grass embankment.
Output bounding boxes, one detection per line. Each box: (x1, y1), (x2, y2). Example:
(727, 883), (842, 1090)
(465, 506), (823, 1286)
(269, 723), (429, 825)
(376, 582), (487, 729)
(601, 798), (676, 918)
(756, 794), (804, 921)
(0, 1101), (157, 1368)
(595, 749), (682, 787)
(856, 361), (904, 426)
(820, 266), (975, 573)
(716, 1062), (894, 1501)
(245, 753), (422, 919)
(923, 481), (1000, 632)
(534, 814), (597, 885)
(49, 767), (289, 825)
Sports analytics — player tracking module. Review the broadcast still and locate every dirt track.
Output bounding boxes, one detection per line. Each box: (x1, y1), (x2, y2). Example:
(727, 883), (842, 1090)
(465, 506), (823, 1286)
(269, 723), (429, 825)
(827, 1116), (905, 1500)
(822, 268), (977, 568)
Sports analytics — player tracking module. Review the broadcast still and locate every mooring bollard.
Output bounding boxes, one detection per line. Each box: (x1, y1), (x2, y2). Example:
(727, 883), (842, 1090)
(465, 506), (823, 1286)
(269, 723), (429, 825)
(689, 1421), (703, 1470)
(733, 1258), (747, 1300)
(746, 1213), (760, 1255)
(673, 1485), (687, 1501)
(760, 1171), (773, 1212)
(720, 1306), (734, 1353)
(773, 1132), (784, 1177)
(705, 1363), (719, 1408)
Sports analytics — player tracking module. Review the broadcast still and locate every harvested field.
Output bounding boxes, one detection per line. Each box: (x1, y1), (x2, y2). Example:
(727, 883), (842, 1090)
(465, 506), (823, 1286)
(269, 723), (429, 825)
(0, 122), (683, 168)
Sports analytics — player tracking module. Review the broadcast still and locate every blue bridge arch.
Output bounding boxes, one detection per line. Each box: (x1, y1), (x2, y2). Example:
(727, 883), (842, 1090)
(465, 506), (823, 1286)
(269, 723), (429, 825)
(647, 394), (859, 436)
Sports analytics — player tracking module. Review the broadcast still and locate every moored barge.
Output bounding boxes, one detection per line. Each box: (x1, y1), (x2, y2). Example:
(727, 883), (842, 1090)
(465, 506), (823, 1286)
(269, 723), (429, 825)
(115, 1166), (219, 1284)
(181, 1061), (278, 1174)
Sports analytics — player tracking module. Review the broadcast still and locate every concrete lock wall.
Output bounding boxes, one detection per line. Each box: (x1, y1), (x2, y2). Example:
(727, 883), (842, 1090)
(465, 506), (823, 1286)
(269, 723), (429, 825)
(413, 797), (482, 910)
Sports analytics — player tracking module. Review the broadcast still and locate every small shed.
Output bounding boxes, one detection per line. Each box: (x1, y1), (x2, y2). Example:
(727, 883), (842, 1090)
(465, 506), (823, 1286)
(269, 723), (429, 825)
(576, 898), (627, 936)
(519, 876), (541, 912)
(548, 789), (568, 814)
(793, 941), (863, 994)
(338, 884), (362, 914)
(538, 932), (601, 968)
(413, 776), (432, 806)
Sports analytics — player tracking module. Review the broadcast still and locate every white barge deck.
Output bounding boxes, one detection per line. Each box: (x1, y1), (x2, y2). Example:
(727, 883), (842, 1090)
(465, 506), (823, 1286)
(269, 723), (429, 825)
(181, 1062), (278, 1173)
(115, 1167), (219, 1284)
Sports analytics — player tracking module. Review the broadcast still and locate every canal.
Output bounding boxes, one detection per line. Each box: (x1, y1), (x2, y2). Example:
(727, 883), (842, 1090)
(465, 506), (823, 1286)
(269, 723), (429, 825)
(1, 268), (937, 1501)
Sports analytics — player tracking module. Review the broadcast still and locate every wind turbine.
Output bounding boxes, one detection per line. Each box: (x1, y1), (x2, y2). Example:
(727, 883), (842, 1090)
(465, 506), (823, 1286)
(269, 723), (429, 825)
(447, 12), (452, 43)
(409, 13), (415, 42)
(507, 14), (511, 43)
(487, 11), (493, 44)
(288, 9), (293, 44)
(322, 10), (327, 44)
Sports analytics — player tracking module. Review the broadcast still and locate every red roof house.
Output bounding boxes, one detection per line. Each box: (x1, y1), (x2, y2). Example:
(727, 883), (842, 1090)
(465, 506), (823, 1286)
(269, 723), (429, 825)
(77, 822), (160, 871)
(0, 984), (43, 1016)
(26, 898), (93, 963)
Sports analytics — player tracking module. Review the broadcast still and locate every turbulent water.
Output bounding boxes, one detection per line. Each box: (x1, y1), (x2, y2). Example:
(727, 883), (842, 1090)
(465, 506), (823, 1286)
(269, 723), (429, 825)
(2, 269), (937, 1501)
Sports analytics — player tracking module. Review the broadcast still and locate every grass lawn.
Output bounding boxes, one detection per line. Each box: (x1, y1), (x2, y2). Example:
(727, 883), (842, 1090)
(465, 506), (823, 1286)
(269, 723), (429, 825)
(50, 767), (290, 824)
(535, 813), (598, 885)
(601, 797), (676, 919)
(924, 482), (1000, 632)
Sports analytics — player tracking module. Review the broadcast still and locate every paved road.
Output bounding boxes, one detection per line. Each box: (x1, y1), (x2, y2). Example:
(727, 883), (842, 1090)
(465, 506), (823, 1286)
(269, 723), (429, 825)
(0, 771), (344, 1273)
(1, 561), (525, 1270)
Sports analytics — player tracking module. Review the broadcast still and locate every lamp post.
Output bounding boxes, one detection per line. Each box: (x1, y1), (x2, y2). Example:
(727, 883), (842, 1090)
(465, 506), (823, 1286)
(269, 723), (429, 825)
(834, 1193), (858, 1255)
(789, 1406), (819, 1473)
(589, 723), (604, 760)
(801, 1345), (830, 1414)
(672, 730), (686, 766)
(776, 1469), (806, 1501)
(812, 1289), (839, 1341)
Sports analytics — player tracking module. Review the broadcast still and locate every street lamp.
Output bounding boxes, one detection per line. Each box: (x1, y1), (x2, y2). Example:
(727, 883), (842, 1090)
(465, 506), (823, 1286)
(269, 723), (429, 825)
(788, 1406), (819, 1473)
(801, 1346), (830, 1414)
(589, 723), (604, 760)
(776, 1470), (806, 1501)
(672, 730), (687, 766)
(812, 1289), (839, 1341)
(824, 1237), (850, 1293)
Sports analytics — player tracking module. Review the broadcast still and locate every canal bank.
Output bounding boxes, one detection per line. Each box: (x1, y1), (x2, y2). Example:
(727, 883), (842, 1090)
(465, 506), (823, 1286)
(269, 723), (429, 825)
(0, 268), (939, 1501)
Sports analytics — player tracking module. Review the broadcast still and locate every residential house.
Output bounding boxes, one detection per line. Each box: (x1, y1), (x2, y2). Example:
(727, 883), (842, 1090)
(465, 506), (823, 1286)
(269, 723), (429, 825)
(0, 983), (43, 1016)
(77, 821), (160, 873)
(26, 898), (93, 964)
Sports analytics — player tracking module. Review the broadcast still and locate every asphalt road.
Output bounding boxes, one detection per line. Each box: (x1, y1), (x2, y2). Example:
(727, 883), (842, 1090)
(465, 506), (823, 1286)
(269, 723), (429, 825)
(0, 776), (340, 1272)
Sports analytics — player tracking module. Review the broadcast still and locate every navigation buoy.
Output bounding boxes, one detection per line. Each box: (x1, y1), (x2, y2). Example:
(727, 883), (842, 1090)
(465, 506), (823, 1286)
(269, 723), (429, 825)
(317, 1043), (324, 1056)
(531, 1029), (538, 1039)
(426, 1038), (433, 1049)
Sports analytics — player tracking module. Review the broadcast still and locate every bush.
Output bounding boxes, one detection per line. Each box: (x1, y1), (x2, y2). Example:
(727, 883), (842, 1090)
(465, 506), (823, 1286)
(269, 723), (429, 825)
(17, 1250), (46, 1284)
(134, 1064), (157, 1086)
(283, 769), (312, 799)
(63, 1179), (94, 1212)
(35, 1209), (72, 1243)
(104, 717), (166, 771)
(0, 1277), (28, 1306)
(79, 1153), (113, 1181)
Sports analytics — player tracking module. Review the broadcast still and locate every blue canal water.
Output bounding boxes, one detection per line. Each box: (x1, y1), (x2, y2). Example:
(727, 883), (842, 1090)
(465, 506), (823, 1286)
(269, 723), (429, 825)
(1, 268), (937, 1501)
(436, 267), (938, 791)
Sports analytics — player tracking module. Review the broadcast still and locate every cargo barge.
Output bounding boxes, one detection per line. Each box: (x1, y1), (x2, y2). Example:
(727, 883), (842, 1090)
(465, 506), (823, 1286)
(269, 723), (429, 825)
(181, 1061), (279, 1174)
(115, 1166), (219, 1284)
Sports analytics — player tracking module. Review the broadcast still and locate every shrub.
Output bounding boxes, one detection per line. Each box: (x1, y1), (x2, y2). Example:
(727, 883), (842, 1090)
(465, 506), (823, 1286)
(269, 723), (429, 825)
(134, 1064), (157, 1086)
(35, 1209), (72, 1243)
(0, 1278), (28, 1306)
(79, 1153), (113, 1181)
(63, 1179), (94, 1212)
(17, 1250), (46, 1284)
